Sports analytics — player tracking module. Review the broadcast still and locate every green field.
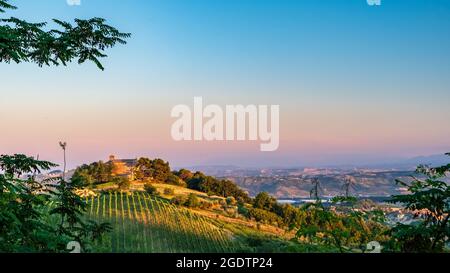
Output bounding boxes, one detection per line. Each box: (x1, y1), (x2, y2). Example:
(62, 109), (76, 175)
(85, 192), (240, 253)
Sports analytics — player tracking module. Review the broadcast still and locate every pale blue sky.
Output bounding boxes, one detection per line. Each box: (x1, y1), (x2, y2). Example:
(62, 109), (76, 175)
(1, 0), (449, 168)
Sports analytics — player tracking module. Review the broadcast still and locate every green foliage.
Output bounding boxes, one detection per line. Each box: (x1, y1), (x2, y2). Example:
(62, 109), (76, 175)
(0, 154), (111, 252)
(86, 192), (239, 253)
(163, 188), (175, 195)
(151, 159), (171, 181)
(144, 183), (159, 196)
(115, 176), (131, 191)
(170, 193), (202, 209)
(0, 0), (15, 13)
(299, 181), (378, 254)
(50, 177), (112, 251)
(166, 173), (186, 186)
(295, 194), (387, 253)
(0, 154), (58, 252)
(296, 203), (343, 252)
(237, 204), (250, 217)
(248, 208), (283, 226)
(71, 168), (95, 186)
(174, 168), (194, 181)
(199, 200), (213, 210)
(253, 192), (277, 210)
(387, 154), (450, 252)
(134, 158), (172, 182)
(72, 161), (113, 186)
(235, 235), (337, 253)
(273, 203), (304, 228)
(185, 193), (200, 208)
(185, 171), (251, 202)
(171, 195), (187, 206)
(0, 0), (127, 250)
(0, 0), (130, 70)
(251, 192), (304, 228)
(226, 196), (237, 206)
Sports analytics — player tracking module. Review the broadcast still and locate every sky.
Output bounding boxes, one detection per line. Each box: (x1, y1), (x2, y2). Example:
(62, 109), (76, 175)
(1, 0), (450, 169)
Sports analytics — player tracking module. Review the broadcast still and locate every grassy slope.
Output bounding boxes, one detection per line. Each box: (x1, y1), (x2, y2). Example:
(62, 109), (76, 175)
(86, 192), (238, 253)
(87, 182), (336, 253)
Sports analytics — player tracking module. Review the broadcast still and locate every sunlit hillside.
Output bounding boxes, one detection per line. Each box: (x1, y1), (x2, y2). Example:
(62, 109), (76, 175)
(86, 192), (239, 253)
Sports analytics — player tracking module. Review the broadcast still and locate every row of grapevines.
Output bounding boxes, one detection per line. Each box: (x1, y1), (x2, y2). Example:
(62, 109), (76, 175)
(85, 192), (240, 253)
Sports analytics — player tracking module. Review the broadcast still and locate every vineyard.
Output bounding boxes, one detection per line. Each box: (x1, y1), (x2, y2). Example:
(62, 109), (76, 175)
(85, 192), (240, 253)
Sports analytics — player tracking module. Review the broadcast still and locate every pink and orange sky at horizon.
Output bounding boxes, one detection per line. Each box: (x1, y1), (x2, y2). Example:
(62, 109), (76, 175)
(1, 90), (448, 169)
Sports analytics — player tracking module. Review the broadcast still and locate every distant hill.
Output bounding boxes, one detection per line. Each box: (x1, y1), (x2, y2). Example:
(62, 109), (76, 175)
(228, 170), (417, 198)
(177, 154), (449, 174)
(396, 154), (450, 167)
(172, 154), (450, 199)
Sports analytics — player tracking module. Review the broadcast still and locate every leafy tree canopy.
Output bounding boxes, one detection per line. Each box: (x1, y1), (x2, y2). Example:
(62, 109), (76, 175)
(0, 154), (110, 252)
(388, 153), (450, 252)
(0, 0), (130, 70)
(184, 171), (251, 203)
(134, 157), (172, 183)
(72, 160), (113, 186)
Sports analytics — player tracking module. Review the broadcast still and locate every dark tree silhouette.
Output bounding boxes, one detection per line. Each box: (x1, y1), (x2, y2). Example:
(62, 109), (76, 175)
(0, 0), (130, 70)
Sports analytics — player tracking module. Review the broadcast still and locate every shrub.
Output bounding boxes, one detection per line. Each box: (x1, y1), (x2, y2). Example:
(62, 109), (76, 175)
(238, 204), (249, 217)
(72, 161), (113, 186)
(134, 158), (171, 182)
(163, 188), (175, 195)
(115, 176), (131, 191)
(253, 192), (277, 210)
(166, 173), (186, 187)
(226, 196), (237, 206)
(185, 193), (200, 208)
(248, 208), (283, 226)
(171, 195), (187, 206)
(200, 200), (213, 210)
(174, 169), (194, 181)
(185, 172), (251, 202)
(387, 155), (450, 253)
(144, 183), (159, 196)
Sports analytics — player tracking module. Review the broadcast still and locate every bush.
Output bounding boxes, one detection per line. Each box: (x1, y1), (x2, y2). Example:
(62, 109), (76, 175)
(387, 156), (450, 253)
(185, 193), (200, 208)
(253, 192), (277, 210)
(72, 161), (113, 186)
(170, 194), (202, 209)
(238, 204), (249, 217)
(134, 158), (171, 182)
(226, 196), (237, 206)
(171, 195), (187, 206)
(185, 172), (251, 202)
(166, 173), (186, 187)
(115, 176), (131, 191)
(144, 183), (159, 196)
(248, 208), (283, 226)
(174, 169), (194, 181)
(200, 200), (213, 210)
(163, 188), (175, 195)
(225, 207), (238, 218)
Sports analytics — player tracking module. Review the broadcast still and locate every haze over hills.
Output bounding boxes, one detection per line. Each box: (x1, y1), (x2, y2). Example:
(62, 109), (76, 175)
(178, 153), (450, 199)
(40, 153), (449, 199)
(178, 153), (449, 175)
(227, 170), (415, 199)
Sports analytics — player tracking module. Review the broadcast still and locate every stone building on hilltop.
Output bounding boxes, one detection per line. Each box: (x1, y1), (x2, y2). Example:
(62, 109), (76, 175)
(108, 155), (137, 179)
